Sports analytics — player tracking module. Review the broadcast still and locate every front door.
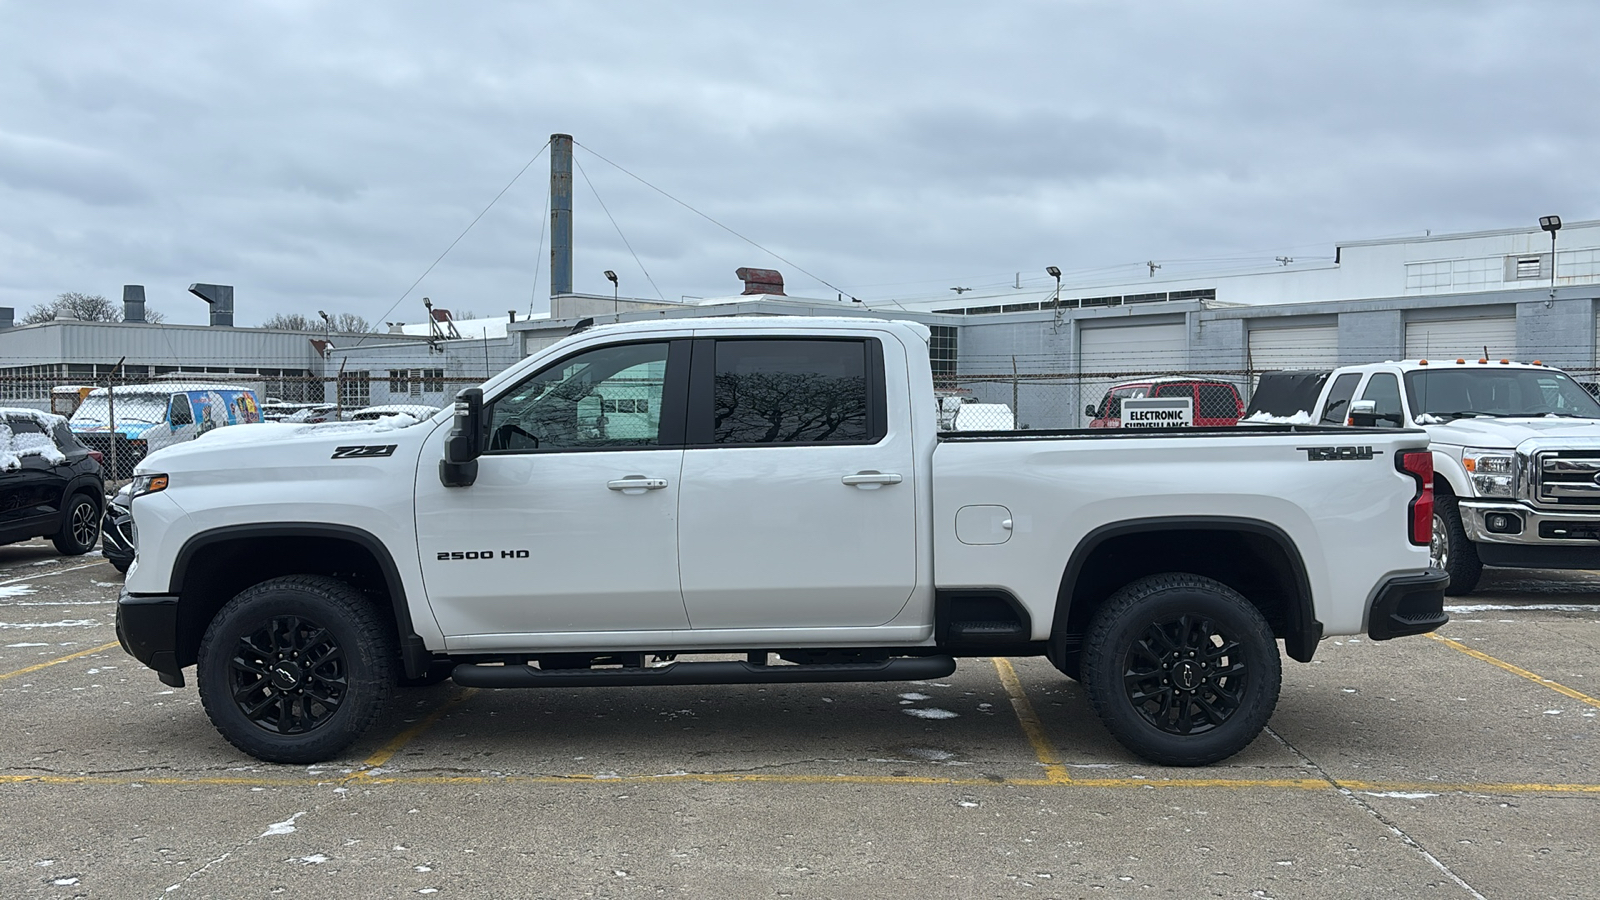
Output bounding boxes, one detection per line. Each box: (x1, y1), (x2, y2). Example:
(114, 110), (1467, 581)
(414, 339), (691, 641)
(677, 335), (919, 630)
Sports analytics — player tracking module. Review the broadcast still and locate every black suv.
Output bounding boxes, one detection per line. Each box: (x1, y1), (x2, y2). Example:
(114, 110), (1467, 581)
(0, 408), (106, 555)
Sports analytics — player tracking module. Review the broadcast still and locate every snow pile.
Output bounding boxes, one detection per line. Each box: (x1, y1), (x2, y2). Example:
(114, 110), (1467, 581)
(1414, 413), (1447, 424)
(1241, 410), (1315, 425)
(0, 408), (69, 472)
(190, 415), (423, 450)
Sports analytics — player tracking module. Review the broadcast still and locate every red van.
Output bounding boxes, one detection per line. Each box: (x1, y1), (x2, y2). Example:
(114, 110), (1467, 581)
(1087, 378), (1244, 428)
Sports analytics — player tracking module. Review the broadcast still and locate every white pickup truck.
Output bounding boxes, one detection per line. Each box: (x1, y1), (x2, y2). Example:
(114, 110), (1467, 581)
(117, 317), (1446, 767)
(1305, 357), (1600, 595)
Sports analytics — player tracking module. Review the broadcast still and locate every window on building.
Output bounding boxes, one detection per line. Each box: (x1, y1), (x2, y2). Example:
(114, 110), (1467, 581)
(929, 325), (958, 388)
(711, 339), (874, 445)
(423, 369), (444, 393)
(388, 369), (409, 393)
(339, 371), (371, 409)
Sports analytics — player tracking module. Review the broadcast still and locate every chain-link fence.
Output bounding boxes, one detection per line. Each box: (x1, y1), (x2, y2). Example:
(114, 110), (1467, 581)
(938, 370), (1262, 431)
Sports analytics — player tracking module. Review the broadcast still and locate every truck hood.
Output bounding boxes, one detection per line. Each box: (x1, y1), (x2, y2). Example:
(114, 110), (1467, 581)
(1422, 416), (1600, 448)
(136, 417), (442, 476)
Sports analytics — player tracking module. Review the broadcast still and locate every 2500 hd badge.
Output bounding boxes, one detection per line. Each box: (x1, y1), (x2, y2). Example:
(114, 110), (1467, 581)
(437, 549), (532, 560)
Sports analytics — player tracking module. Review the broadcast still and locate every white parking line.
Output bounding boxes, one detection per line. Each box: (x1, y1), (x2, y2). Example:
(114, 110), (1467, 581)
(0, 562), (106, 588)
(1445, 603), (1600, 613)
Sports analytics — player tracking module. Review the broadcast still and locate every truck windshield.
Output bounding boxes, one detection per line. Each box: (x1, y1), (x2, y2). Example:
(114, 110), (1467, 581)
(1404, 368), (1600, 419)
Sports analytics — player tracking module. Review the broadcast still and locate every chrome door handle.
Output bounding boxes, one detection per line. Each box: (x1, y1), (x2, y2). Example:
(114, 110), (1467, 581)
(608, 476), (669, 492)
(842, 471), (903, 487)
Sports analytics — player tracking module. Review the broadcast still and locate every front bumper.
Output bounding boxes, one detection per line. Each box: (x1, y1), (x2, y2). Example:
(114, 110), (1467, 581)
(101, 503), (134, 567)
(1459, 500), (1600, 567)
(1366, 569), (1449, 641)
(116, 590), (184, 687)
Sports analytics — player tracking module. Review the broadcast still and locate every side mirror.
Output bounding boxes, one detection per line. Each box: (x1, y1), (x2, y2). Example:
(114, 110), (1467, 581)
(1347, 399), (1378, 428)
(1085, 404), (1098, 417)
(439, 388), (483, 487)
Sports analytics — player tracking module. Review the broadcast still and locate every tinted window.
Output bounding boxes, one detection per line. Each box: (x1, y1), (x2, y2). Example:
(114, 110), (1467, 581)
(1358, 373), (1405, 426)
(1198, 383), (1240, 419)
(1101, 385), (1149, 418)
(487, 342), (669, 452)
(1154, 384), (1193, 399)
(5, 416), (45, 435)
(169, 395), (194, 426)
(1404, 368), (1600, 418)
(713, 339), (870, 444)
(1319, 373), (1362, 425)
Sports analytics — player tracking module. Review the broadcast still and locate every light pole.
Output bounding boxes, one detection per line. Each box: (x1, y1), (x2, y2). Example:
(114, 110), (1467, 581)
(603, 270), (619, 315)
(1540, 215), (1561, 307)
(1047, 265), (1064, 333)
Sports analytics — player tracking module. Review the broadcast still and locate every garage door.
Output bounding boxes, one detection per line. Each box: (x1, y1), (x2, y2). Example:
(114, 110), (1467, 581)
(1404, 317), (1517, 361)
(1078, 322), (1187, 427)
(1247, 324), (1339, 371)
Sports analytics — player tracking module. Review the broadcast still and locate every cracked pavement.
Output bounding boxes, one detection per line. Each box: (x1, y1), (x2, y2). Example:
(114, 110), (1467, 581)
(1, 541), (1598, 898)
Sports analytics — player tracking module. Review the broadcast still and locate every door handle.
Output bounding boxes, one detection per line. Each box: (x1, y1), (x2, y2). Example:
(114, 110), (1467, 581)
(842, 470), (903, 487)
(607, 476), (669, 492)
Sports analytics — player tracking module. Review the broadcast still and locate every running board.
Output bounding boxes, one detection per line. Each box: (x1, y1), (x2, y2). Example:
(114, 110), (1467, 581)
(450, 655), (957, 688)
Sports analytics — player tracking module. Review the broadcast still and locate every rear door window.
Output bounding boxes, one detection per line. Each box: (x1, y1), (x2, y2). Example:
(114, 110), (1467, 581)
(694, 338), (884, 445)
(1319, 373), (1363, 425)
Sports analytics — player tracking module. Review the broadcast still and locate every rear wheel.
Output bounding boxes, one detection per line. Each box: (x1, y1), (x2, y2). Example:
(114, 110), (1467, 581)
(197, 575), (395, 763)
(1432, 495), (1482, 596)
(51, 492), (101, 555)
(1082, 573), (1281, 766)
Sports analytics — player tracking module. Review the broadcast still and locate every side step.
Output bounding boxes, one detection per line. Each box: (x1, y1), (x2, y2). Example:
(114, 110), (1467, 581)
(451, 655), (956, 688)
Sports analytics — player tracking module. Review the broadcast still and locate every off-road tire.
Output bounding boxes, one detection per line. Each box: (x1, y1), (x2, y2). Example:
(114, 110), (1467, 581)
(197, 575), (395, 764)
(51, 491), (101, 556)
(1082, 573), (1282, 766)
(1433, 495), (1482, 596)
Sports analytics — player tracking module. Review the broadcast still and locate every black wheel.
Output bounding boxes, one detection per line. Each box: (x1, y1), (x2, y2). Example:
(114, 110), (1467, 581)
(1432, 494), (1482, 596)
(197, 575), (395, 764)
(52, 492), (101, 555)
(1082, 573), (1282, 766)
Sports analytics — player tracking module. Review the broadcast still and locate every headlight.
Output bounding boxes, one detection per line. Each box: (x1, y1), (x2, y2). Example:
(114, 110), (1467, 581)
(1462, 448), (1514, 497)
(131, 473), (169, 498)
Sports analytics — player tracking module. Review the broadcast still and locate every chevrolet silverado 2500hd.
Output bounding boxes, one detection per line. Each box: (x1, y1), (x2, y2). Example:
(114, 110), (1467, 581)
(117, 317), (1447, 766)
(1307, 358), (1600, 595)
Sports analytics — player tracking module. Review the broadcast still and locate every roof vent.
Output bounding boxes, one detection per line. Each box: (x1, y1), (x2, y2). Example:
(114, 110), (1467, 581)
(736, 267), (785, 296)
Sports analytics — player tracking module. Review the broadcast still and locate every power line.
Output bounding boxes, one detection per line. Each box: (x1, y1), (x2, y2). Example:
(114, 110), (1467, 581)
(573, 141), (852, 299)
(572, 154), (665, 303)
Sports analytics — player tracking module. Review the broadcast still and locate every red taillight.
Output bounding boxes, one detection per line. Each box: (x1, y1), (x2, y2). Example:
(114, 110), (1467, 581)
(87, 450), (104, 464)
(1397, 450), (1433, 546)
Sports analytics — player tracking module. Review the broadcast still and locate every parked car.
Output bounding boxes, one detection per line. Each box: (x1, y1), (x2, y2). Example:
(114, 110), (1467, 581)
(281, 404), (338, 424)
(0, 407), (106, 555)
(70, 383), (261, 478)
(347, 404), (441, 423)
(101, 483), (134, 573)
(1087, 378), (1244, 427)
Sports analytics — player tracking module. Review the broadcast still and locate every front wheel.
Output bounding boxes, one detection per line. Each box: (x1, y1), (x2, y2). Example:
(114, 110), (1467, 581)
(1432, 495), (1482, 596)
(1081, 573), (1282, 766)
(197, 575), (395, 763)
(52, 492), (101, 555)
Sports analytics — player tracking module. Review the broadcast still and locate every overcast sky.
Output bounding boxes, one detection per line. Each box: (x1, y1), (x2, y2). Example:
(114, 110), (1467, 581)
(3, 1), (1596, 326)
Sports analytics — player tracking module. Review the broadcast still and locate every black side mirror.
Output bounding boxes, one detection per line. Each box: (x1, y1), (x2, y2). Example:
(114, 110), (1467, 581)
(440, 387), (483, 487)
(1085, 404), (1098, 417)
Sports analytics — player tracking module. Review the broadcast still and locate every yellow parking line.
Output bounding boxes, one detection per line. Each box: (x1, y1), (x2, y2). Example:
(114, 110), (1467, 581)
(0, 641), (120, 682)
(5, 771), (1600, 795)
(349, 687), (478, 777)
(1428, 633), (1600, 710)
(991, 657), (1072, 783)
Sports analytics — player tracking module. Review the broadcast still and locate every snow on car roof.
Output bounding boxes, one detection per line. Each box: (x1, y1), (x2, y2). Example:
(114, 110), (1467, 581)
(0, 408), (69, 471)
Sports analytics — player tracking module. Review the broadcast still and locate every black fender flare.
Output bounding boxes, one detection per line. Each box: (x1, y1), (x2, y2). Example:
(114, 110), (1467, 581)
(167, 522), (431, 675)
(1050, 515), (1323, 663)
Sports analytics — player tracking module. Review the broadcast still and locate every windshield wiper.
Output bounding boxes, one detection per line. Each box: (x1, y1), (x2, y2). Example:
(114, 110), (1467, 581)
(1436, 410), (1492, 419)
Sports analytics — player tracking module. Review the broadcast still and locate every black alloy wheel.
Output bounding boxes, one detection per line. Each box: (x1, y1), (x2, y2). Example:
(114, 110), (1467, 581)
(52, 493), (101, 555)
(198, 575), (394, 763)
(1082, 573), (1281, 767)
(229, 614), (348, 735)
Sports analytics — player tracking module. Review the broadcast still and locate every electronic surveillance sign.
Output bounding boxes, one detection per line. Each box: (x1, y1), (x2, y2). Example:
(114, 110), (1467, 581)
(1121, 397), (1193, 429)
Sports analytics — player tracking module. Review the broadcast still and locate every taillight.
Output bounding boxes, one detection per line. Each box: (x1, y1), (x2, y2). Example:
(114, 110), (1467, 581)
(1396, 450), (1433, 546)
(87, 450), (104, 464)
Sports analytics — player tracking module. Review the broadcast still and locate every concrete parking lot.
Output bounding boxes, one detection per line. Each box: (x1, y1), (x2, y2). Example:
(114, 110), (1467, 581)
(1, 544), (1596, 899)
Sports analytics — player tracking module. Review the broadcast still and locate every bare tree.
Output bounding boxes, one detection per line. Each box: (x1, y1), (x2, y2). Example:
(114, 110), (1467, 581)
(260, 311), (376, 332)
(22, 291), (165, 324)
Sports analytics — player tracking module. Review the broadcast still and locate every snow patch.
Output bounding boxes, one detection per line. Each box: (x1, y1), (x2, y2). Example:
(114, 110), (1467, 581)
(1242, 410), (1314, 425)
(261, 811), (306, 837)
(903, 708), (958, 720)
(0, 409), (68, 472)
(1362, 791), (1438, 800)
(6, 641), (48, 647)
(898, 692), (931, 701)
(1446, 603), (1600, 613)
(0, 619), (97, 629)
(296, 854), (330, 865)
(0, 584), (37, 600)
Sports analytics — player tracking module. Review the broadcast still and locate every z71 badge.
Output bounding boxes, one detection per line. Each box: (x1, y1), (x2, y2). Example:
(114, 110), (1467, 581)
(1299, 445), (1375, 461)
(331, 445), (397, 459)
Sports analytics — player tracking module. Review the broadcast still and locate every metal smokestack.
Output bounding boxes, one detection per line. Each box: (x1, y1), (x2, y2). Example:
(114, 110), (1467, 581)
(550, 133), (573, 297)
(122, 285), (146, 323)
(188, 283), (235, 327)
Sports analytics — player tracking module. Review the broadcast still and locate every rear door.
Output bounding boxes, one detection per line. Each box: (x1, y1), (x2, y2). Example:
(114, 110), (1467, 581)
(0, 414), (68, 537)
(676, 334), (918, 629)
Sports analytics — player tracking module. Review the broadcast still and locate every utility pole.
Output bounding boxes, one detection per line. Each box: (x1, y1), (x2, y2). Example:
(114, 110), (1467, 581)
(551, 134), (574, 297)
(106, 356), (125, 481)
